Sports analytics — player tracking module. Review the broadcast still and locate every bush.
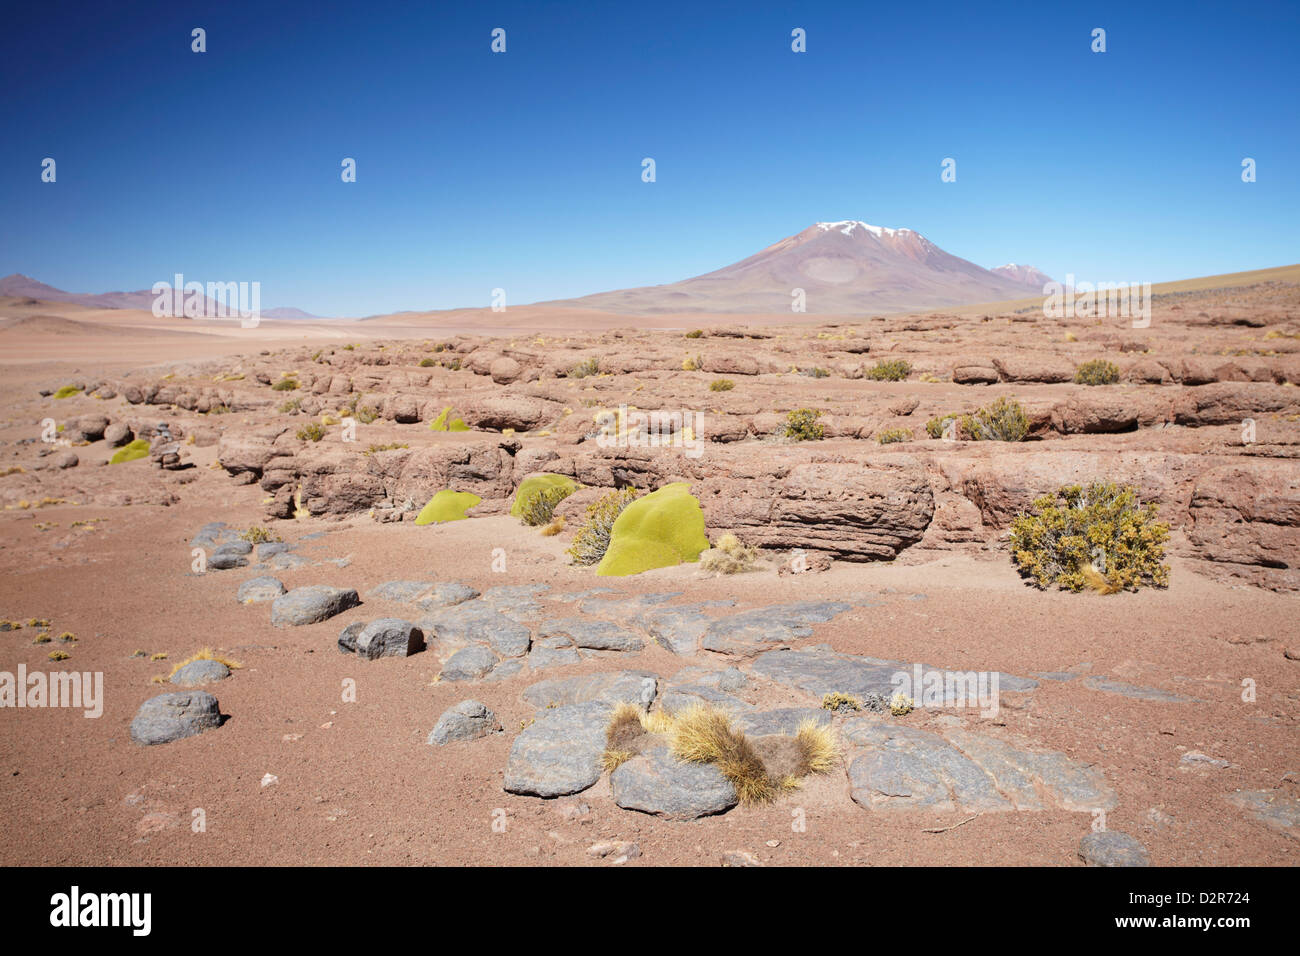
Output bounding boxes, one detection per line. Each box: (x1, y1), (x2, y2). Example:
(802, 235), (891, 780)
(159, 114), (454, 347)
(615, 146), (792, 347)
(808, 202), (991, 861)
(419, 357), (437, 367)
(597, 483), (710, 576)
(296, 422), (325, 442)
(271, 377), (299, 391)
(803, 366), (830, 378)
(685, 329), (704, 339)
(709, 378), (735, 392)
(1010, 482), (1170, 592)
(876, 427), (911, 444)
(699, 533), (759, 575)
(514, 477), (578, 527)
(53, 385), (83, 399)
(570, 357), (600, 379)
(567, 487), (638, 566)
(682, 353), (703, 371)
(960, 396), (1029, 442)
(278, 398), (302, 414)
(239, 526), (280, 544)
(866, 358), (912, 381)
(1074, 359), (1120, 385)
(925, 413), (960, 439)
(414, 489), (482, 525)
(429, 406), (469, 432)
(109, 439), (151, 464)
(783, 408), (824, 441)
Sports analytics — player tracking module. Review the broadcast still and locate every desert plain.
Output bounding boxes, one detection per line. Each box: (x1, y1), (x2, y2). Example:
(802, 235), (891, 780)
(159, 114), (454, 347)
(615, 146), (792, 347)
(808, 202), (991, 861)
(0, 267), (1297, 867)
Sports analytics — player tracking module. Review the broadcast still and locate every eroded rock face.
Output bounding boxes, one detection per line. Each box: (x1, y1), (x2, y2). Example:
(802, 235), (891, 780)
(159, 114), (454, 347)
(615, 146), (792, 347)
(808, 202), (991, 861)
(1188, 462), (1300, 591)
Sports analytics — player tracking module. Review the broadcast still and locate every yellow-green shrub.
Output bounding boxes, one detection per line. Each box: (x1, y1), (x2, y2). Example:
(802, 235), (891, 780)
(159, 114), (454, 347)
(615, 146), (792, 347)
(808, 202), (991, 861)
(1010, 482), (1170, 592)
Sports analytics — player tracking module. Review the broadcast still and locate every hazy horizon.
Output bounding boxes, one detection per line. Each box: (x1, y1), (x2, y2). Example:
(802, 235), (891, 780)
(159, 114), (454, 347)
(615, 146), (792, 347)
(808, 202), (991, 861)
(3, 0), (1297, 317)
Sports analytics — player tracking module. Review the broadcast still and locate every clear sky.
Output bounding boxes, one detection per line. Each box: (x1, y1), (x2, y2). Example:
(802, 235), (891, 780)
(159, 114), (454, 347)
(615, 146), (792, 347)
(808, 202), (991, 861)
(2, 0), (1297, 317)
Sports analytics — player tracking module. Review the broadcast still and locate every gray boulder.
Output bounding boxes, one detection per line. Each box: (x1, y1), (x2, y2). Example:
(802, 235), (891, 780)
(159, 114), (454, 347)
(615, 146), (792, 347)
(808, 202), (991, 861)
(237, 576), (286, 604)
(428, 700), (501, 745)
(354, 618), (424, 659)
(1078, 831), (1150, 867)
(503, 701), (611, 797)
(442, 645), (498, 681)
(610, 745), (738, 820)
(414, 582), (481, 610)
(522, 671), (657, 710)
(169, 659), (231, 687)
(129, 692), (223, 745)
(422, 602), (531, 658)
(270, 585), (360, 627)
(538, 619), (645, 652)
(369, 580), (436, 602)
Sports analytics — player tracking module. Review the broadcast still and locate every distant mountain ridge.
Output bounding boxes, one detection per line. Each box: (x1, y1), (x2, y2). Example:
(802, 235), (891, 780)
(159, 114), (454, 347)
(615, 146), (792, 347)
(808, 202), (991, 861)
(0, 274), (319, 318)
(534, 221), (1054, 314)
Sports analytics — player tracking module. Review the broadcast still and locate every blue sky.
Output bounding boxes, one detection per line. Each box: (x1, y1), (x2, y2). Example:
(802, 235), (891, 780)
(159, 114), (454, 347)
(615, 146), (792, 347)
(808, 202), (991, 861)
(2, 0), (1297, 316)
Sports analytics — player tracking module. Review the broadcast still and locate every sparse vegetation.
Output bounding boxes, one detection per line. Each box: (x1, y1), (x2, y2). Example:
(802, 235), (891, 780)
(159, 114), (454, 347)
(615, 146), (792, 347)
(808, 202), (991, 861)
(518, 484), (575, 527)
(682, 354), (703, 372)
(699, 532), (760, 575)
(48, 650), (70, 662)
(278, 397), (303, 414)
(803, 366), (831, 378)
(821, 692), (861, 714)
(297, 422), (326, 442)
(540, 516), (565, 536)
(567, 487), (638, 566)
(419, 357), (437, 367)
(239, 526), (280, 545)
(1074, 359), (1121, 386)
(570, 357), (600, 379)
(53, 385), (83, 399)
(889, 692), (914, 716)
(866, 358), (912, 381)
(364, 442), (408, 455)
(271, 377), (299, 391)
(783, 408), (824, 441)
(684, 329), (704, 339)
(876, 427), (911, 444)
(109, 439), (151, 464)
(1010, 482), (1171, 592)
(709, 378), (735, 392)
(665, 704), (838, 804)
(961, 396), (1030, 442)
(167, 647), (242, 680)
(429, 406), (469, 432)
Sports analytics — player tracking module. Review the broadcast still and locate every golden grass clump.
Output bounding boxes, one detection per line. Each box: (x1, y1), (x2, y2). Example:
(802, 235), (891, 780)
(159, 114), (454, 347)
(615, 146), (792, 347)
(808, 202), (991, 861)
(698, 532), (759, 575)
(167, 648), (243, 679)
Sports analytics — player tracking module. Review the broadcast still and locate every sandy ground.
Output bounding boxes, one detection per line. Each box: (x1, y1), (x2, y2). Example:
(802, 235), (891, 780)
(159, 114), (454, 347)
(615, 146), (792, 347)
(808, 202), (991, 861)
(0, 293), (1296, 867)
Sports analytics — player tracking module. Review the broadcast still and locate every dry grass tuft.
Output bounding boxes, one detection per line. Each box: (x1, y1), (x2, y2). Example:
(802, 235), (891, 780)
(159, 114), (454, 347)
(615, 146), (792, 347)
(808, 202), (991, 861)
(167, 648), (242, 679)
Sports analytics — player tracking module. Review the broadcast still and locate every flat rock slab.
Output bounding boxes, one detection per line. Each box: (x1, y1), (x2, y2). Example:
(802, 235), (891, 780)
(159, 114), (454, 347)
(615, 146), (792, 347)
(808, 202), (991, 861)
(130, 692), (223, 745)
(522, 671), (658, 710)
(610, 745), (738, 820)
(669, 665), (747, 693)
(191, 523), (240, 550)
(503, 701), (612, 797)
(207, 551), (248, 571)
(1078, 831), (1150, 867)
(537, 618), (645, 652)
(442, 645), (499, 682)
(428, 699), (501, 745)
(414, 583), (480, 610)
(1082, 676), (1196, 703)
(169, 660), (231, 687)
(752, 647), (1037, 703)
(660, 684), (753, 716)
(1225, 789), (1300, 839)
(271, 586), (360, 627)
(701, 601), (853, 657)
(527, 645), (582, 670)
(633, 604), (714, 656)
(237, 576), (286, 604)
(478, 584), (551, 619)
(734, 708), (830, 736)
(368, 580), (436, 602)
(421, 603), (531, 658)
(844, 720), (1115, 813)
